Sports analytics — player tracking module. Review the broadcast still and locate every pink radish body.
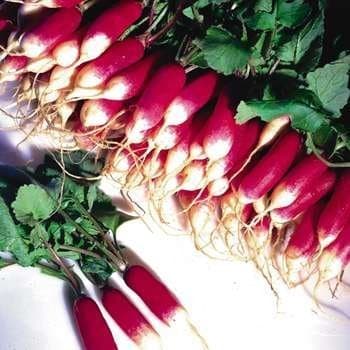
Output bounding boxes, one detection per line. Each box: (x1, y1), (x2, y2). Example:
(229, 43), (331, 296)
(318, 220), (350, 282)
(126, 63), (186, 143)
(238, 131), (302, 204)
(206, 120), (261, 182)
(271, 170), (336, 224)
(124, 265), (188, 327)
(74, 295), (118, 350)
(102, 287), (162, 350)
(317, 169), (350, 249)
(20, 7), (82, 58)
(201, 89), (237, 161)
(269, 154), (328, 210)
(80, 99), (124, 127)
(78, 0), (143, 64)
(163, 71), (219, 126)
(71, 38), (145, 92)
(101, 53), (160, 101)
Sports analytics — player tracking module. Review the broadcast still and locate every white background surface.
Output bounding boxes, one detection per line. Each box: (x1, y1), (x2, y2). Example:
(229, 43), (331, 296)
(1, 110), (350, 350)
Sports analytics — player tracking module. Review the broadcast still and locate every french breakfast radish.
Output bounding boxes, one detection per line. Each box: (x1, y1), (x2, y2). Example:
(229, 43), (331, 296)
(271, 170), (336, 224)
(34, 0), (83, 8)
(101, 53), (161, 101)
(78, 0), (143, 64)
(163, 71), (219, 126)
(74, 295), (118, 350)
(102, 287), (162, 350)
(238, 131), (302, 204)
(126, 63), (186, 143)
(70, 37), (145, 92)
(269, 154), (328, 210)
(80, 99), (124, 127)
(0, 55), (28, 82)
(318, 220), (350, 282)
(20, 7), (82, 58)
(124, 264), (202, 335)
(317, 169), (350, 249)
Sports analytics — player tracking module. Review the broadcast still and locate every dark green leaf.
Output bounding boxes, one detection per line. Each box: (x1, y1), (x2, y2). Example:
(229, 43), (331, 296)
(77, 218), (99, 236)
(30, 225), (49, 249)
(12, 185), (55, 226)
(306, 59), (350, 117)
(80, 256), (114, 283)
(200, 27), (251, 75)
(236, 99), (328, 132)
(277, 0), (311, 28)
(246, 11), (276, 30)
(87, 184), (97, 211)
(254, 0), (273, 12)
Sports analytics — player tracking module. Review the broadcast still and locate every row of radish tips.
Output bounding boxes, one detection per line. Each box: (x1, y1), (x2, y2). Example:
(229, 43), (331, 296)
(0, 0), (350, 303)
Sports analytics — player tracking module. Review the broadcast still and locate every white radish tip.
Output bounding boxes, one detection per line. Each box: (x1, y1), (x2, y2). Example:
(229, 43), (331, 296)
(54, 43), (79, 67)
(66, 87), (102, 101)
(80, 103), (109, 128)
(318, 232), (337, 250)
(269, 187), (296, 210)
(318, 251), (342, 282)
(80, 34), (111, 62)
(77, 69), (103, 89)
(164, 102), (189, 125)
(104, 77), (129, 100)
(21, 36), (46, 58)
(208, 178), (229, 197)
(204, 138), (232, 161)
(206, 161), (225, 182)
(136, 330), (163, 350)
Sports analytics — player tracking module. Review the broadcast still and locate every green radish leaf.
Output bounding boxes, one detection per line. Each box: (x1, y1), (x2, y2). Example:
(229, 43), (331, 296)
(236, 99), (328, 132)
(200, 27), (252, 75)
(254, 0), (273, 13)
(306, 58), (350, 117)
(276, 0), (311, 28)
(87, 184), (98, 211)
(246, 10), (276, 30)
(81, 256), (115, 283)
(12, 185), (55, 226)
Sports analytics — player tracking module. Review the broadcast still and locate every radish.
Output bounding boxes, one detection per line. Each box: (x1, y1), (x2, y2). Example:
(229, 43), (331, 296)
(269, 153), (328, 210)
(180, 159), (207, 191)
(317, 169), (350, 249)
(74, 295), (118, 350)
(318, 220), (350, 283)
(238, 131), (302, 204)
(34, 0), (83, 8)
(126, 63), (186, 143)
(80, 99), (124, 128)
(247, 216), (271, 249)
(207, 177), (229, 197)
(56, 100), (77, 127)
(101, 53), (161, 101)
(200, 88), (237, 162)
(271, 170), (336, 224)
(69, 37), (145, 94)
(163, 71), (219, 126)
(20, 7), (82, 58)
(48, 64), (79, 91)
(206, 119), (261, 182)
(0, 55), (28, 82)
(26, 55), (56, 73)
(102, 287), (162, 350)
(52, 28), (84, 67)
(78, 0), (143, 64)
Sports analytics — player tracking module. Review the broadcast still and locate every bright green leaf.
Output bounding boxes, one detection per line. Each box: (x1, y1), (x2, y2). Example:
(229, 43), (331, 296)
(306, 59), (350, 117)
(200, 27), (251, 75)
(12, 185), (55, 226)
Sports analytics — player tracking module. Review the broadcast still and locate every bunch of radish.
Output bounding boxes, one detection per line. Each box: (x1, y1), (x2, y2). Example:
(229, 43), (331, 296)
(1, 0), (350, 296)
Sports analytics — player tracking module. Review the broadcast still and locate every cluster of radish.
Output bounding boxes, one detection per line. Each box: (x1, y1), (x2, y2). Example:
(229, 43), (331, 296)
(1, 0), (350, 295)
(74, 262), (207, 350)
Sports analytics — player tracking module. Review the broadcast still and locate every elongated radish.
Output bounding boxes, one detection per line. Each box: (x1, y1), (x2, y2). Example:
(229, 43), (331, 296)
(269, 154), (328, 210)
(318, 220), (350, 282)
(0, 55), (28, 82)
(80, 99), (124, 127)
(271, 170), (336, 224)
(74, 295), (118, 350)
(20, 7), (82, 58)
(101, 53), (161, 101)
(163, 71), (219, 126)
(78, 0), (143, 64)
(52, 28), (84, 67)
(201, 89), (237, 161)
(206, 119), (261, 182)
(48, 64), (79, 91)
(70, 37), (145, 93)
(317, 169), (350, 249)
(102, 287), (162, 350)
(124, 265), (193, 329)
(126, 64), (186, 143)
(238, 131), (302, 204)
